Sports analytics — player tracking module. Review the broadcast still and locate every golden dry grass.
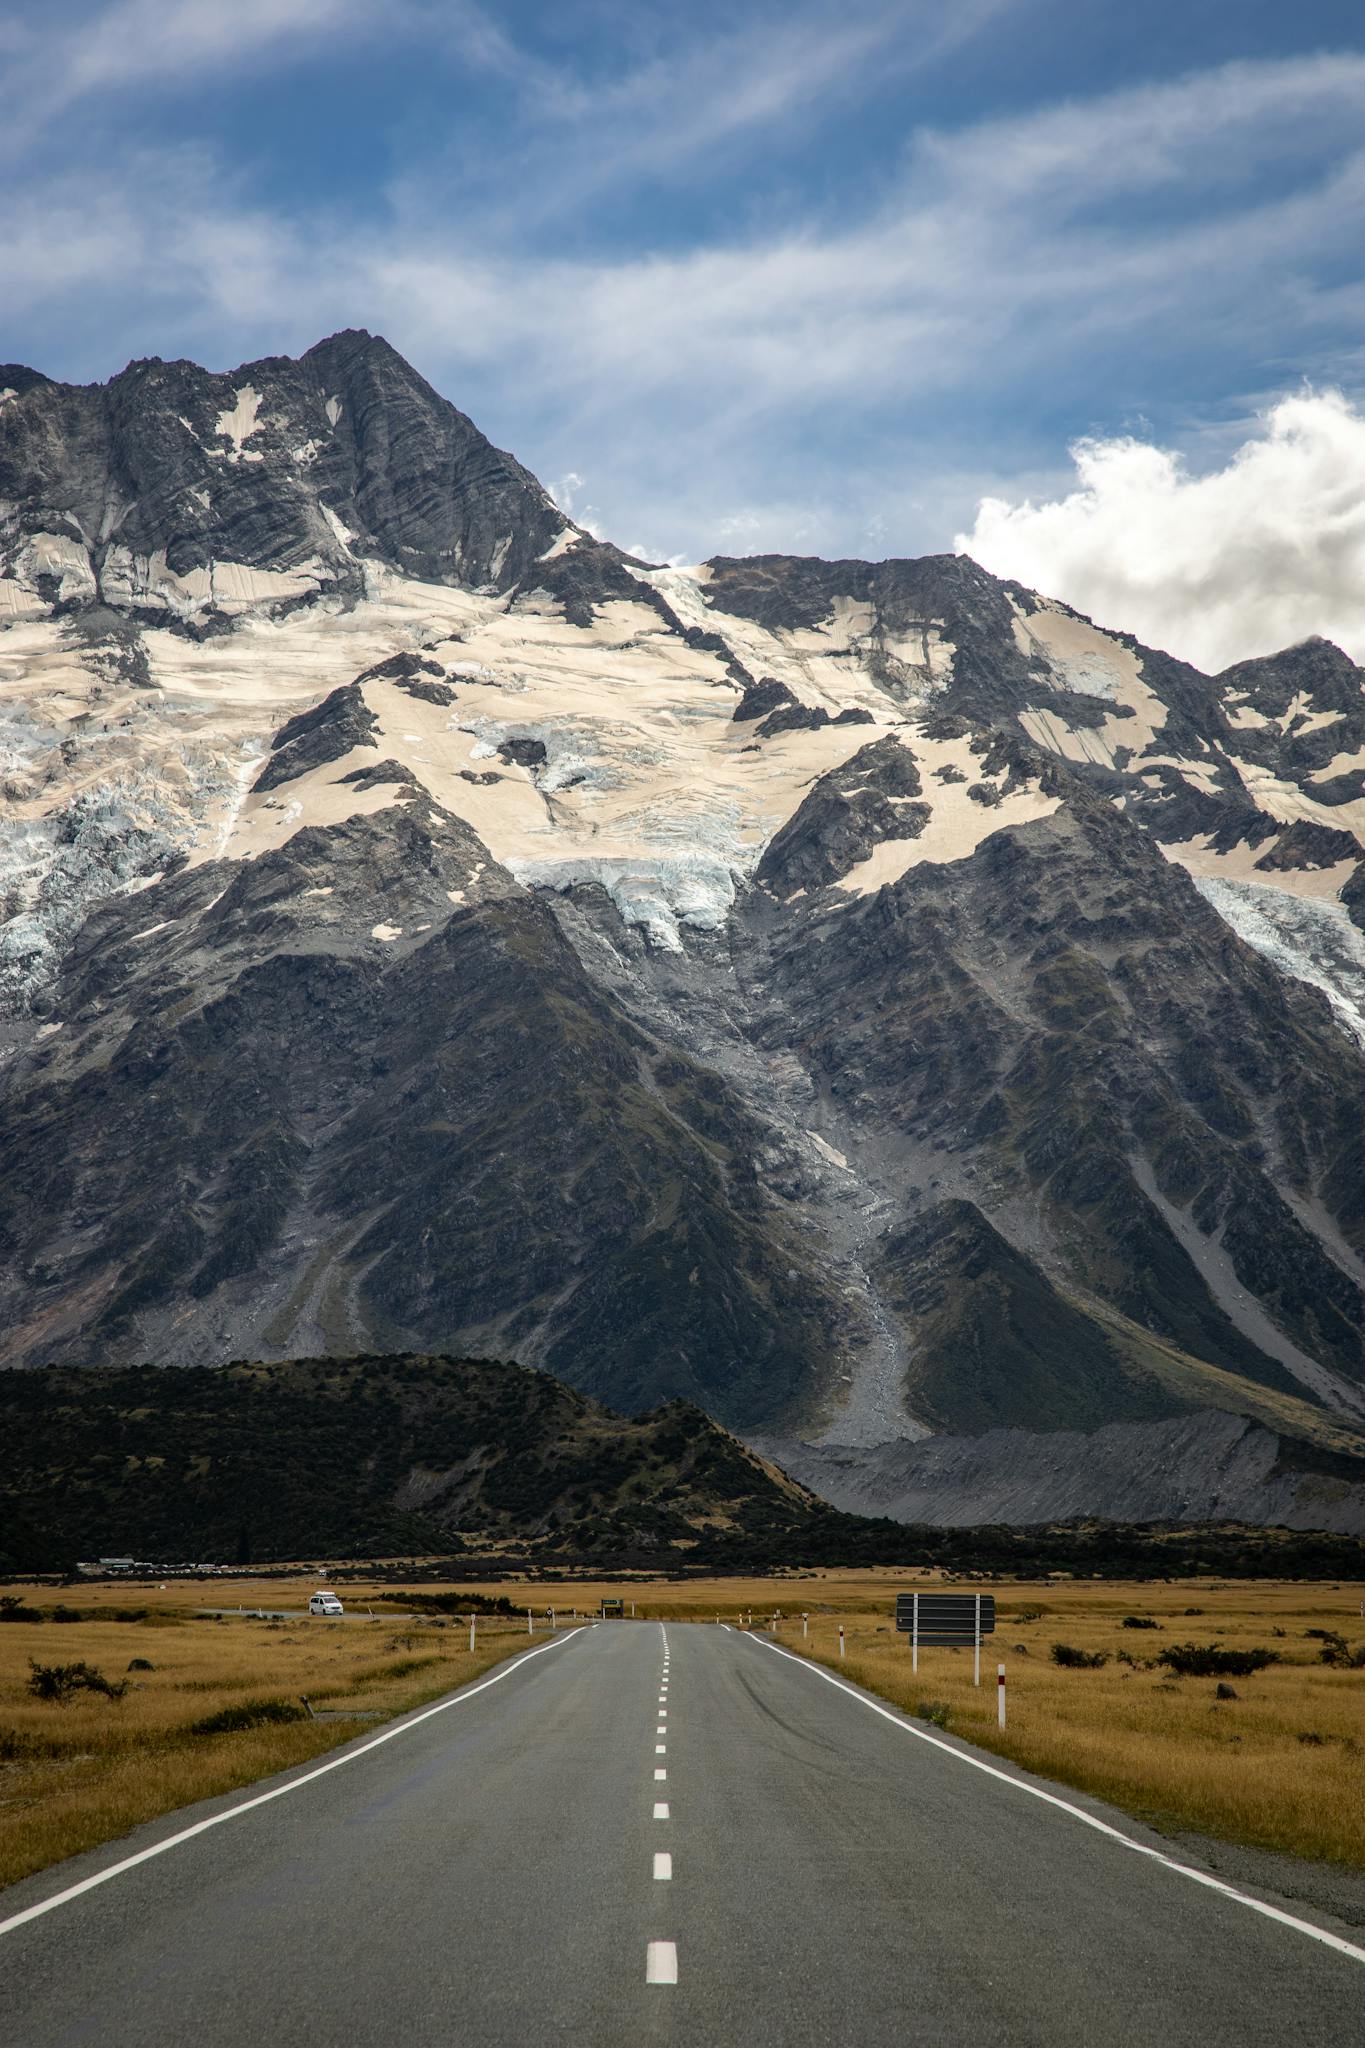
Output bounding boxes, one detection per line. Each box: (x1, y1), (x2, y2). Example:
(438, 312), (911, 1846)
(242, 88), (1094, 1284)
(0, 1576), (541, 1892)
(4, 1568), (1364, 1888)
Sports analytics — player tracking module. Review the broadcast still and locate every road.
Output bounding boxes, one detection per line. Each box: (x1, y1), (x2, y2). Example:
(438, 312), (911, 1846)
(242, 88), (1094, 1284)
(2, 1621), (1362, 2046)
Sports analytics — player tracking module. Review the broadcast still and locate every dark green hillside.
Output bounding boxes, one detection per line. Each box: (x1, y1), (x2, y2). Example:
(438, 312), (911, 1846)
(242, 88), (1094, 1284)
(0, 1353), (828, 1567)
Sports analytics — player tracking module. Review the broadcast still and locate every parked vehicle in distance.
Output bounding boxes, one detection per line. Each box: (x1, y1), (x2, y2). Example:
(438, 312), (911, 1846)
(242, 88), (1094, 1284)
(308, 1592), (344, 1617)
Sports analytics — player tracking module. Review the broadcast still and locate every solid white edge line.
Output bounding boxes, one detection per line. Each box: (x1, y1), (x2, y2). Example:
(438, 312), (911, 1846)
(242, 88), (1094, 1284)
(755, 1638), (1365, 1969)
(654, 1851), (673, 1880)
(0, 1628), (585, 1940)
(646, 1938), (678, 1984)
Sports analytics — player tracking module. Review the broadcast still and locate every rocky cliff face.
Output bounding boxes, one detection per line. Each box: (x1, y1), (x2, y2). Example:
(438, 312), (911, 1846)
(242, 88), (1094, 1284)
(2, 334), (1364, 1528)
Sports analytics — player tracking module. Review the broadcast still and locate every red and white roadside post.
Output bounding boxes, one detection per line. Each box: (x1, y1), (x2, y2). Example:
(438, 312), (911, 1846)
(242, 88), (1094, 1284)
(527, 1607), (533, 1635)
(801, 1612), (808, 1639)
(838, 1626), (845, 1659)
(998, 1662), (1006, 1729)
(469, 1614), (477, 1654)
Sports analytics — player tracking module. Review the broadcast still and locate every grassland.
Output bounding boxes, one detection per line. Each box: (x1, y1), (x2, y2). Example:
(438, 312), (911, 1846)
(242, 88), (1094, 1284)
(0, 1578), (543, 1892)
(3, 1568), (1364, 1892)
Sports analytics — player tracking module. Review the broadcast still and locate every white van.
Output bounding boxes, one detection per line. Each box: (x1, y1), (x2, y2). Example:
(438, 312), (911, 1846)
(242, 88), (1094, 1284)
(308, 1592), (344, 1617)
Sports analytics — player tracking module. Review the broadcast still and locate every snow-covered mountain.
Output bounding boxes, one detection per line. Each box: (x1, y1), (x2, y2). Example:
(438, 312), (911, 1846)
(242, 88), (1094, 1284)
(2, 331), (1364, 1530)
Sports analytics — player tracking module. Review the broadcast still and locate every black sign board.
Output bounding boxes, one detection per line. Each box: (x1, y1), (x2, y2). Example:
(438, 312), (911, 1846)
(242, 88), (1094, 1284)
(895, 1593), (995, 1646)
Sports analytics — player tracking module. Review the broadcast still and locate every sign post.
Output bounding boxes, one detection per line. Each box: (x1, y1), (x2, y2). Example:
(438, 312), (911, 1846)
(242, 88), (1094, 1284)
(895, 1591), (996, 1680)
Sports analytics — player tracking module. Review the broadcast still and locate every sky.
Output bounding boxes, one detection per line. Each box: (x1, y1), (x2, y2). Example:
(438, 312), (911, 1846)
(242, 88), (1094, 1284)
(4, 0), (1365, 667)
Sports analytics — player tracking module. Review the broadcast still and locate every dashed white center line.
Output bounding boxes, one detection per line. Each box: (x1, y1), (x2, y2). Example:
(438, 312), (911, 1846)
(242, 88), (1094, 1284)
(655, 1767), (667, 1781)
(653, 1802), (669, 1820)
(655, 1743), (666, 1754)
(646, 1939), (678, 1985)
(654, 1852), (673, 1881)
(656, 1723), (666, 1734)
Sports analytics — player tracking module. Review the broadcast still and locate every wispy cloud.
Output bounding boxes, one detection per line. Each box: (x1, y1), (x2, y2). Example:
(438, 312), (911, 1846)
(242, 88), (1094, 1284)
(1, 0), (379, 150)
(3, 34), (1365, 597)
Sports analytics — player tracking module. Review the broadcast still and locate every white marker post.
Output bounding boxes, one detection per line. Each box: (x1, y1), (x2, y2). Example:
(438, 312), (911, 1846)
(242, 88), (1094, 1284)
(527, 1607), (532, 1635)
(974, 1593), (982, 1687)
(802, 1613), (808, 1639)
(838, 1626), (845, 1659)
(998, 1662), (1006, 1729)
(912, 1591), (919, 1676)
(469, 1615), (476, 1654)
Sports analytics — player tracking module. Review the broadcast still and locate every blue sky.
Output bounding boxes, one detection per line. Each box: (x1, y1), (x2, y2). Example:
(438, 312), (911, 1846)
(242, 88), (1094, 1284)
(5, 0), (1365, 627)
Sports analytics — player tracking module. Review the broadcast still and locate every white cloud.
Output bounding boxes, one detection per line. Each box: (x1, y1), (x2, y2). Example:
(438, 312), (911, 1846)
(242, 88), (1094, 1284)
(957, 391), (1365, 672)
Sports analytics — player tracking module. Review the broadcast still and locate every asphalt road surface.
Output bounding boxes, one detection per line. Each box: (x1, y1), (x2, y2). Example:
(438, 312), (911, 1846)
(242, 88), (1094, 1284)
(2, 1621), (1363, 2046)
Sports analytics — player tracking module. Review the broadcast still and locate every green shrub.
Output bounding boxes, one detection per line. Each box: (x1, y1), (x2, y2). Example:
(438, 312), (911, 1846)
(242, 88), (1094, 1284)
(917, 1700), (952, 1729)
(127, 1657), (155, 1672)
(189, 1697), (308, 1735)
(1157, 1644), (1277, 1679)
(1121, 1616), (1159, 1630)
(0, 1595), (43, 1623)
(1052, 1643), (1109, 1669)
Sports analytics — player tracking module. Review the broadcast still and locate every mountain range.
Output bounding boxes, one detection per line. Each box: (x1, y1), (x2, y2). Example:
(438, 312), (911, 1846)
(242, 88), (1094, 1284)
(2, 330), (1364, 1535)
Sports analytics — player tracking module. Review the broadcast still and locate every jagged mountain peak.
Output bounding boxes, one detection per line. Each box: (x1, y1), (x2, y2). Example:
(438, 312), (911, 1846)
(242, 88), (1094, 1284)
(1, 332), (1364, 1532)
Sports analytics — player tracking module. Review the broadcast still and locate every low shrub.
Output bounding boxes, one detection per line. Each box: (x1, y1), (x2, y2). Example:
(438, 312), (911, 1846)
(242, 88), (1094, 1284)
(1214, 1683), (1239, 1701)
(189, 1697), (308, 1736)
(916, 1700), (952, 1729)
(127, 1657), (155, 1672)
(1121, 1616), (1159, 1630)
(27, 1659), (128, 1703)
(1305, 1630), (1365, 1668)
(0, 1596), (43, 1623)
(1156, 1644), (1277, 1679)
(1052, 1643), (1109, 1669)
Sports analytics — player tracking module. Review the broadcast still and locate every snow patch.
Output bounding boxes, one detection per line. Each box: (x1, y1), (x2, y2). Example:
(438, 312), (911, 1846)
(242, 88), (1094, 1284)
(213, 386), (264, 463)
